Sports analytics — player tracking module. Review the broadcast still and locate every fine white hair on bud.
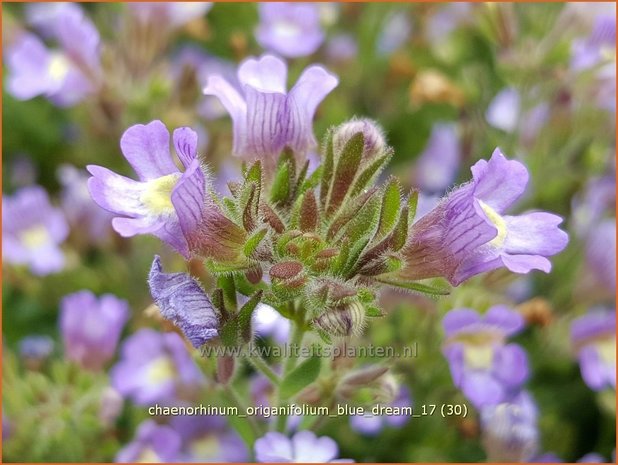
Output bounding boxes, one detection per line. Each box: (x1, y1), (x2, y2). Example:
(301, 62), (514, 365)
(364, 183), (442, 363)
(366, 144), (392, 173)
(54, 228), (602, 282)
(332, 118), (386, 161)
(313, 300), (366, 337)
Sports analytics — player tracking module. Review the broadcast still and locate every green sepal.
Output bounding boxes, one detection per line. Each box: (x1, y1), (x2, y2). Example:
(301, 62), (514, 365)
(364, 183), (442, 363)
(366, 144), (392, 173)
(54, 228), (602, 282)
(349, 151), (392, 198)
(408, 189), (419, 225)
(319, 129), (335, 207)
(376, 276), (451, 296)
(238, 290), (263, 343)
(376, 177), (401, 238)
(243, 228), (268, 258)
(327, 132), (364, 215)
(270, 160), (292, 205)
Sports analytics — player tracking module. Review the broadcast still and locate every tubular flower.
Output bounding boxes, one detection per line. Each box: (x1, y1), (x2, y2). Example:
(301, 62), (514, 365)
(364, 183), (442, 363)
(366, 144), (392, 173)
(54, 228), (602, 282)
(401, 149), (568, 286)
(203, 54), (338, 171)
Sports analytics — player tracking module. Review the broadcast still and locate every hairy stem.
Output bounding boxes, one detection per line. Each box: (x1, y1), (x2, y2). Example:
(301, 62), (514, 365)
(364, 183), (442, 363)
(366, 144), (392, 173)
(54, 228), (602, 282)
(246, 347), (281, 386)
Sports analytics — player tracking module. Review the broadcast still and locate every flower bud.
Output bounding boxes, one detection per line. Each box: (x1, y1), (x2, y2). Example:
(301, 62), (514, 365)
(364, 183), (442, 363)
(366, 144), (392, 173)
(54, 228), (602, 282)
(333, 118), (386, 162)
(313, 300), (366, 337)
(338, 370), (399, 406)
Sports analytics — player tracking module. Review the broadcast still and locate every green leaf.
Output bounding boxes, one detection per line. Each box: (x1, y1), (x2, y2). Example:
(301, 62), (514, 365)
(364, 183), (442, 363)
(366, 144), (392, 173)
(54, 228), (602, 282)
(238, 290), (263, 343)
(319, 129), (335, 207)
(243, 228), (268, 258)
(389, 204), (409, 252)
(270, 160), (292, 205)
(217, 275), (237, 310)
(349, 151), (392, 198)
(408, 189), (419, 225)
(376, 276), (451, 296)
(225, 399), (257, 447)
(219, 319), (239, 347)
(280, 355), (321, 399)
(326, 132), (364, 215)
(376, 177), (401, 238)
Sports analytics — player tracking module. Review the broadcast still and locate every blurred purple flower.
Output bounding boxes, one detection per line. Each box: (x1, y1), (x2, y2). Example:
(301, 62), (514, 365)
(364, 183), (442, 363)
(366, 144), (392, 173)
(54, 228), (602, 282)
(426, 3), (473, 44)
(18, 335), (54, 361)
(9, 155), (38, 188)
(2, 186), (69, 275)
(350, 386), (412, 436)
(486, 88), (521, 132)
(533, 453), (564, 462)
(442, 305), (529, 408)
(170, 415), (249, 462)
(116, 420), (183, 462)
(129, 2), (212, 28)
(255, 431), (352, 463)
(2, 414), (10, 441)
(578, 453), (607, 463)
(480, 390), (539, 462)
(60, 290), (129, 371)
(377, 11), (412, 56)
(252, 302), (291, 344)
(571, 15), (616, 71)
(57, 164), (113, 244)
(256, 3), (324, 58)
(585, 219), (616, 294)
(401, 150), (569, 286)
(6, 5), (100, 106)
(87, 121), (207, 258)
(111, 328), (204, 405)
(149, 255), (219, 348)
(326, 34), (358, 62)
(570, 309), (616, 391)
(25, 2), (83, 37)
(203, 54), (338, 172)
(414, 123), (461, 193)
(571, 173), (615, 238)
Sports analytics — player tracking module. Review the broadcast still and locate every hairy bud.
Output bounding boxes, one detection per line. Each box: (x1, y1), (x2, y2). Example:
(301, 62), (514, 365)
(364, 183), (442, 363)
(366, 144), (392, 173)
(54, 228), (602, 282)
(333, 118), (386, 162)
(313, 300), (366, 337)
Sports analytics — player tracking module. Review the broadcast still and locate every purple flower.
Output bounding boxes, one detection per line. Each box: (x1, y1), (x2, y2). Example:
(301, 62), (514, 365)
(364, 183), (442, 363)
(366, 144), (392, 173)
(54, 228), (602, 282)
(18, 335), (54, 361)
(6, 5), (100, 106)
(442, 305), (529, 408)
(256, 3), (324, 58)
(350, 386), (412, 436)
(148, 255), (219, 348)
(426, 3), (473, 44)
(129, 2), (213, 28)
(170, 415), (249, 462)
(486, 88), (521, 132)
(377, 11), (412, 56)
(570, 309), (616, 391)
(2, 186), (69, 275)
(111, 328), (204, 405)
(326, 34), (358, 63)
(203, 54), (338, 172)
(252, 301), (292, 344)
(57, 164), (113, 245)
(60, 290), (129, 371)
(571, 15), (616, 71)
(585, 219), (616, 294)
(571, 173), (615, 238)
(480, 391), (539, 462)
(401, 150), (569, 286)
(88, 120), (229, 259)
(414, 123), (461, 193)
(578, 453), (607, 463)
(254, 431), (352, 463)
(116, 420), (183, 462)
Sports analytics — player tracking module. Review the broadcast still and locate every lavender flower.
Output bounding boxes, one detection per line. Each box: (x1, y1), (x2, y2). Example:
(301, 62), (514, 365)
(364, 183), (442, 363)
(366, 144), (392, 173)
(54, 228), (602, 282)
(350, 386), (412, 436)
(401, 150), (569, 286)
(585, 219), (616, 294)
(88, 120), (244, 260)
(2, 186), (69, 276)
(170, 415), (248, 462)
(480, 391), (539, 462)
(442, 305), (529, 408)
(116, 420), (183, 462)
(377, 11), (412, 56)
(57, 164), (113, 245)
(326, 34), (358, 62)
(148, 255), (219, 348)
(578, 453), (607, 463)
(60, 290), (129, 371)
(571, 173), (615, 238)
(571, 15), (616, 72)
(570, 309), (616, 391)
(486, 88), (521, 132)
(203, 54), (338, 171)
(256, 3), (324, 58)
(6, 5), (100, 106)
(426, 3), (473, 45)
(255, 431), (351, 463)
(111, 329), (204, 405)
(18, 335), (54, 361)
(414, 123), (461, 193)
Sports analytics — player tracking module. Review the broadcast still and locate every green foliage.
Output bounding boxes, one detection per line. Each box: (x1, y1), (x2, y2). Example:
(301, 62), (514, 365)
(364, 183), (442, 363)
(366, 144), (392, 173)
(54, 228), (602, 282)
(279, 354), (321, 399)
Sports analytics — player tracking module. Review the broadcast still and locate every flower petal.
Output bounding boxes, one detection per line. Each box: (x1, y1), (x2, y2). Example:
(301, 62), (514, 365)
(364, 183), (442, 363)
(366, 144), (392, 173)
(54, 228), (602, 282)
(484, 305), (524, 336)
(503, 212), (569, 256)
(292, 431), (339, 463)
(289, 64), (338, 121)
(461, 370), (504, 407)
(500, 253), (552, 274)
(238, 54), (287, 93)
(493, 343), (529, 388)
(203, 75), (248, 153)
(244, 85), (288, 156)
(120, 120), (178, 181)
(172, 127), (198, 168)
(171, 159), (205, 243)
(254, 432), (294, 462)
(87, 165), (147, 217)
(470, 149), (529, 213)
(148, 256), (219, 348)
(442, 308), (481, 336)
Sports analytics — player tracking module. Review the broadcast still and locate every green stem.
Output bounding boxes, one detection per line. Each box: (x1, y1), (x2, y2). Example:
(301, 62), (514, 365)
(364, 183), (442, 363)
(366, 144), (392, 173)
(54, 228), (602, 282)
(223, 384), (263, 438)
(273, 316), (306, 432)
(246, 347), (281, 386)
